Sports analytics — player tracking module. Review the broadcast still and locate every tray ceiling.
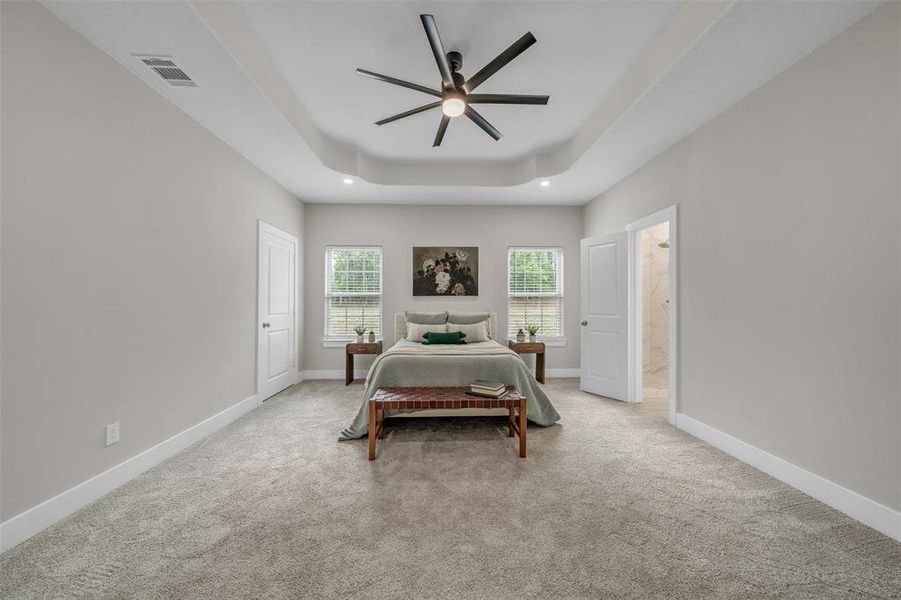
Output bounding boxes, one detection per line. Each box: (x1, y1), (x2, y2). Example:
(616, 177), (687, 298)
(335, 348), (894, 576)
(43, 0), (879, 204)
(233, 1), (680, 163)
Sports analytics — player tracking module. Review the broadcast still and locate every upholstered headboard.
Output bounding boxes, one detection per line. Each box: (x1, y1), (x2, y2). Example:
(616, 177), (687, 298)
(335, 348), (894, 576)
(394, 311), (498, 343)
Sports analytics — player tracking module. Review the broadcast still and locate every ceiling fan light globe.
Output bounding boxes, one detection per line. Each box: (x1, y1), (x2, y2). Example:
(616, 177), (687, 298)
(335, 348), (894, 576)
(442, 97), (466, 118)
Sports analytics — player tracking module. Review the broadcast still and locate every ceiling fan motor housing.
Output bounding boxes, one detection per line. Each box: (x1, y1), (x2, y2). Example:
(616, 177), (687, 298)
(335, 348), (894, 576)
(447, 51), (463, 73)
(447, 52), (464, 91)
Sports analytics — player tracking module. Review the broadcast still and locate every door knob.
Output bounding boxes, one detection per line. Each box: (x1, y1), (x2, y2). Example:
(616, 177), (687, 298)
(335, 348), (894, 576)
(581, 320), (588, 326)
(262, 322), (271, 328)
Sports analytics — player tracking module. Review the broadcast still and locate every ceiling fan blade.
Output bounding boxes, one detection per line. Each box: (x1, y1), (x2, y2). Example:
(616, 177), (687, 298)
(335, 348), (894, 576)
(375, 102), (442, 126)
(356, 68), (442, 98)
(420, 14), (455, 90)
(464, 106), (502, 141)
(466, 94), (549, 105)
(464, 32), (536, 93)
(433, 115), (450, 147)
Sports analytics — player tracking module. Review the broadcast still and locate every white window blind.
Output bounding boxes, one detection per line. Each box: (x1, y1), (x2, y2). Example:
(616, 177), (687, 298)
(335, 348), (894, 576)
(325, 247), (382, 339)
(507, 247), (564, 339)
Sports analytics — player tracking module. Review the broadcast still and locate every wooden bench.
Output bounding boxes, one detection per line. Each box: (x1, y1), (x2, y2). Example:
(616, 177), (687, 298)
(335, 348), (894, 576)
(368, 386), (527, 460)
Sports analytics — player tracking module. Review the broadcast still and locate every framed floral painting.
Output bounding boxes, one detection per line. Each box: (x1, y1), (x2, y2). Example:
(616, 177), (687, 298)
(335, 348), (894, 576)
(412, 247), (478, 296)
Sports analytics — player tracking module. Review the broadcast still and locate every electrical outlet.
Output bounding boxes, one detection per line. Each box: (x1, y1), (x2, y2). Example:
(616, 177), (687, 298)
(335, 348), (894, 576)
(105, 422), (120, 447)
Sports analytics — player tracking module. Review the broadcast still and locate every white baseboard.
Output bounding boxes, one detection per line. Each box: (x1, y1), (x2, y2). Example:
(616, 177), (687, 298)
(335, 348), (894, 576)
(546, 368), (580, 378)
(675, 413), (901, 542)
(0, 393), (260, 554)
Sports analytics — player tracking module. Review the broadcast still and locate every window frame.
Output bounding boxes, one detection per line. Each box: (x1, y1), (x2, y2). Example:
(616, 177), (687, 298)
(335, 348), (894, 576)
(506, 246), (566, 344)
(322, 245), (383, 344)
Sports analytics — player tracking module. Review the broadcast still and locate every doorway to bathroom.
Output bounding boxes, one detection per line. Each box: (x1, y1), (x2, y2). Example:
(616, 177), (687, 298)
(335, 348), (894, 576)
(626, 206), (678, 424)
(638, 221), (670, 419)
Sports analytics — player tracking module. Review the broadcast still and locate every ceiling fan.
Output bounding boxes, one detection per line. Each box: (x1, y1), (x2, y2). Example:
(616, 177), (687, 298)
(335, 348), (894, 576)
(356, 14), (549, 147)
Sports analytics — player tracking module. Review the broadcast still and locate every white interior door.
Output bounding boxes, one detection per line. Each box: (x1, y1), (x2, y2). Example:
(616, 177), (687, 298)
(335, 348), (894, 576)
(580, 233), (629, 400)
(258, 222), (298, 400)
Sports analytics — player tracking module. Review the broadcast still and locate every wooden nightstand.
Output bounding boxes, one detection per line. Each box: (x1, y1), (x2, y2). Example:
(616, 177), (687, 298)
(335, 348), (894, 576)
(345, 341), (382, 385)
(507, 340), (546, 384)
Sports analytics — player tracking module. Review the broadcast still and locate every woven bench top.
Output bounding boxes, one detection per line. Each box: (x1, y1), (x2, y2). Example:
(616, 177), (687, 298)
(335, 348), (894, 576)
(371, 386), (524, 410)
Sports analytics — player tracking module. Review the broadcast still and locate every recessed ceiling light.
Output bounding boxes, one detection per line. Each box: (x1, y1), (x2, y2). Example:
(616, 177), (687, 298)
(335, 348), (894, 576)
(539, 180), (550, 187)
(342, 178), (353, 185)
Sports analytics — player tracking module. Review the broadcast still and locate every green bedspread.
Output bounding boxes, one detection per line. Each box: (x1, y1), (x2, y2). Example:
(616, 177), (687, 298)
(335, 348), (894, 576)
(338, 340), (561, 440)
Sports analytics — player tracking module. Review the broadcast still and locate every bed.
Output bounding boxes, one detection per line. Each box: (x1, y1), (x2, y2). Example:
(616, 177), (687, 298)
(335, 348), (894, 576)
(338, 312), (561, 439)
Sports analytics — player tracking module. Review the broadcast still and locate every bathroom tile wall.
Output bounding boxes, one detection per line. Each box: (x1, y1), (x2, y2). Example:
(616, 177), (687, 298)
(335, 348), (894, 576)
(641, 222), (670, 398)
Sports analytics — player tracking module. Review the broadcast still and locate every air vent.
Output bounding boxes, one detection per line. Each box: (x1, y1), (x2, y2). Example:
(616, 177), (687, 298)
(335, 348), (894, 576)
(132, 54), (197, 87)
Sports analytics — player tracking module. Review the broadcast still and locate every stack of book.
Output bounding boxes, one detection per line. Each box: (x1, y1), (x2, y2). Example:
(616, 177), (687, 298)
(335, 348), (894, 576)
(467, 380), (508, 398)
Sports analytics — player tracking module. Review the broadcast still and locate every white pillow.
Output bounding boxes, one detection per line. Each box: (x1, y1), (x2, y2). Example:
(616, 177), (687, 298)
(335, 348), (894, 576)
(447, 321), (489, 343)
(405, 322), (447, 342)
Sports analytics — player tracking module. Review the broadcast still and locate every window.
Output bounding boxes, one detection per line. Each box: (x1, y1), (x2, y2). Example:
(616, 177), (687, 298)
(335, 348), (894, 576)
(324, 247), (382, 340)
(507, 247), (564, 340)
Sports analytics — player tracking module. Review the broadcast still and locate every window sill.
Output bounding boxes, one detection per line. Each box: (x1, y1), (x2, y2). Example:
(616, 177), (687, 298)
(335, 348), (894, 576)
(322, 338), (384, 348)
(507, 338), (567, 347)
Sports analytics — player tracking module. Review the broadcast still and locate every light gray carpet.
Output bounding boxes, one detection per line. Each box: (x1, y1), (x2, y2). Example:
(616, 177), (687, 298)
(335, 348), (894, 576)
(2, 380), (899, 599)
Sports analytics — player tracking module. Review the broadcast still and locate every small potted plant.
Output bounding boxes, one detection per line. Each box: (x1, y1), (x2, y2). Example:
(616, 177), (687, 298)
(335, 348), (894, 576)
(368, 330), (376, 343)
(527, 324), (540, 342)
(516, 328), (526, 342)
(353, 325), (367, 343)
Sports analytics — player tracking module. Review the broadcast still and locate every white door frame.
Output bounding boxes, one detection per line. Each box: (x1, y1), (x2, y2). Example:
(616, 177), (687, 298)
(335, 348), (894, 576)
(625, 205), (679, 424)
(257, 220), (300, 402)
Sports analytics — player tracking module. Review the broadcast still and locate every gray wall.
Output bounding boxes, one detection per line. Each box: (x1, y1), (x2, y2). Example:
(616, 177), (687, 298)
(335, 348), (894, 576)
(582, 4), (900, 510)
(0, 2), (305, 521)
(303, 204), (581, 372)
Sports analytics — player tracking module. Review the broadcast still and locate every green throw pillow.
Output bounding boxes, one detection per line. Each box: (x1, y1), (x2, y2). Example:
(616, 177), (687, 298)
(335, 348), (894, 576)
(422, 331), (467, 345)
